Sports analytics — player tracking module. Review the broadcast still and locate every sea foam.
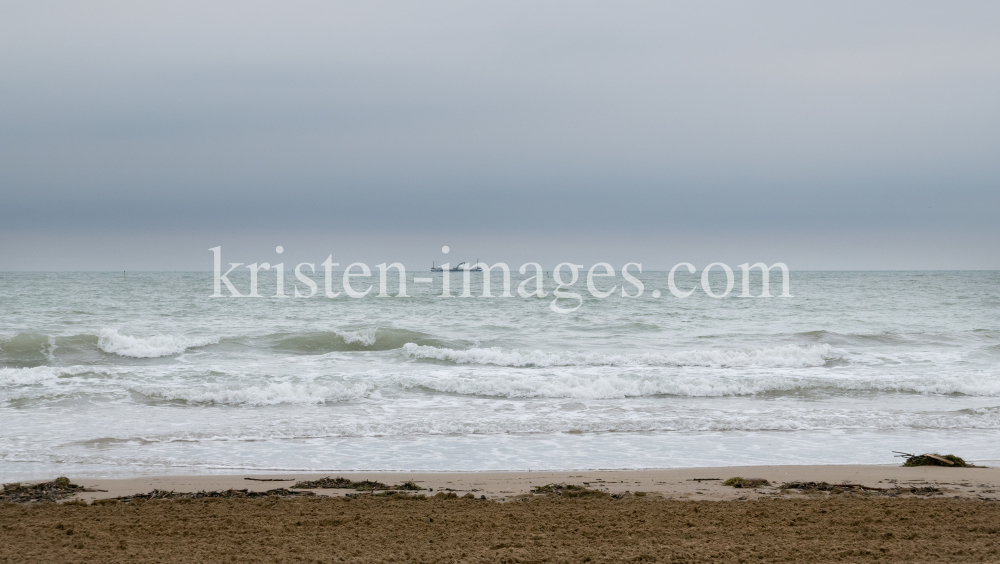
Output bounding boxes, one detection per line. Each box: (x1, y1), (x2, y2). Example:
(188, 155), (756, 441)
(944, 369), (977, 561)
(98, 329), (219, 358)
(400, 343), (839, 368)
(0, 366), (62, 386)
(135, 380), (374, 406)
(339, 327), (378, 346)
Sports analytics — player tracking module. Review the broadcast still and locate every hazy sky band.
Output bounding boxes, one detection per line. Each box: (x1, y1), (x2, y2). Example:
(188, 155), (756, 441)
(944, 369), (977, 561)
(1, 1), (998, 270)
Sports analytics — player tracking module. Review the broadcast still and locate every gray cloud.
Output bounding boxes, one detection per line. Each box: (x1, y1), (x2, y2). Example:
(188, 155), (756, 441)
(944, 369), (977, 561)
(1, 1), (999, 269)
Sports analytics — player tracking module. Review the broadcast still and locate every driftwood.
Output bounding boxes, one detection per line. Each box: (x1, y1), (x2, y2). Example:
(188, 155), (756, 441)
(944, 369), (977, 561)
(244, 477), (296, 482)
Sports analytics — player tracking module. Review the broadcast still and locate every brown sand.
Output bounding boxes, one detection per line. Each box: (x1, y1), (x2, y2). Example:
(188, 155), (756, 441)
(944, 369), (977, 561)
(4, 494), (1000, 563)
(4, 466), (1000, 563)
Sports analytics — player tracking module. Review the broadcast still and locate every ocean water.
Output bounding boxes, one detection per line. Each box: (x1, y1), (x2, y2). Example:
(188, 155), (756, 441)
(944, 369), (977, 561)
(1, 270), (999, 481)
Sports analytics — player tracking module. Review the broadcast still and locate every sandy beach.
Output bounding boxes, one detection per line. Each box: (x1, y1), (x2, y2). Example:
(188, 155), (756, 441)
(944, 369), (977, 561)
(44, 464), (1000, 503)
(5, 0), (1000, 562)
(4, 465), (1000, 563)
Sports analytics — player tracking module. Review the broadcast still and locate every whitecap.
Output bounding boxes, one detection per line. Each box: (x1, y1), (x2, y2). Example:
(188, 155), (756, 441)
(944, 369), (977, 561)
(97, 329), (219, 358)
(0, 366), (62, 386)
(339, 327), (378, 346)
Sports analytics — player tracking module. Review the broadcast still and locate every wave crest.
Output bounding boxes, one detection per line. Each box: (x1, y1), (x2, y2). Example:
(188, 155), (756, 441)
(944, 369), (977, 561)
(269, 328), (438, 354)
(134, 381), (374, 406)
(0, 366), (62, 386)
(400, 343), (839, 368)
(98, 329), (219, 358)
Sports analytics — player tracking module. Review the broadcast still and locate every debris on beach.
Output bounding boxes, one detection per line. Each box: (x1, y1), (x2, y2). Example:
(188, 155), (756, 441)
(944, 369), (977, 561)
(902, 486), (944, 496)
(1, 477), (98, 504)
(346, 489), (484, 500)
(779, 481), (942, 496)
(531, 483), (587, 493)
(894, 451), (974, 467)
(723, 477), (770, 488)
(393, 480), (425, 491)
(99, 488), (316, 504)
(293, 477), (388, 490)
(781, 482), (857, 493)
(291, 477), (424, 491)
(0, 478), (325, 505)
(530, 483), (607, 497)
(346, 491), (418, 499)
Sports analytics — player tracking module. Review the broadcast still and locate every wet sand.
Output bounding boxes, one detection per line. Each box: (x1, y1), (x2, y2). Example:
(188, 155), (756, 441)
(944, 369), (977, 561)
(4, 466), (1000, 563)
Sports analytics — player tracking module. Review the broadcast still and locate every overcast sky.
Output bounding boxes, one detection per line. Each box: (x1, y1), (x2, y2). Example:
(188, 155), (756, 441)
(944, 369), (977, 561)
(1, 1), (998, 270)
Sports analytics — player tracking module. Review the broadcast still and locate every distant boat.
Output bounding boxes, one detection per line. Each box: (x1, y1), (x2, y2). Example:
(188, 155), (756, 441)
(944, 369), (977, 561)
(430, 261), (482, 272)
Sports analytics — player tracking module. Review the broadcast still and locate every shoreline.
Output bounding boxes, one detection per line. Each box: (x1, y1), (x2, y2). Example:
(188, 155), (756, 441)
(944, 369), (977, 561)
(11, 464), (1000, 502)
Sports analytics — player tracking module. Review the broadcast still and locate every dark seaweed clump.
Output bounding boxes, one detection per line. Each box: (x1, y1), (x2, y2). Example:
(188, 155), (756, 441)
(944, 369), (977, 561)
(1, 477), (86, 504)
(723, 477), (770, 488)
(901, 453), (971, 467)
(779, 482), (942, 496)
(292, 477), (424, 491)
(94, 488), (316, 504)
(531, 484), (607, 497)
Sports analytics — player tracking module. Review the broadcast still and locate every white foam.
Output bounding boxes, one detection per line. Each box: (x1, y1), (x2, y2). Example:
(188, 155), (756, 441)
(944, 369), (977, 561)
(391, 370), (812, 399)
(24, 405), (1000, 442)
(339, 327), (378, 346)
(0, 366), (62, 386)
(0, 366), (119, 397)
(400, 343), (839, 369)
(136, 380), (374, 406)
(387, 361), (1000, 399)
(98, 329), (219, 358)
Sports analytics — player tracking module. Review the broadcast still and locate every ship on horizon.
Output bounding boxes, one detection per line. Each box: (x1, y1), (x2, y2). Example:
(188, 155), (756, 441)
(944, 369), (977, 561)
(431, 260), (483, 272)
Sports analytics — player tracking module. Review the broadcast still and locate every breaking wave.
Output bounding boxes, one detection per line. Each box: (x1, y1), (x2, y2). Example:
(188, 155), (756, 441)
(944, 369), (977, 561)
(98, 329), (219, 358)
(268, 328), (441, 354)
(0, 366), (63, 387)
(400, 343), (840, 368)
(391, 370), (1000, 399)
(0, 333), (57, 367)
(133, 380), (374, 406)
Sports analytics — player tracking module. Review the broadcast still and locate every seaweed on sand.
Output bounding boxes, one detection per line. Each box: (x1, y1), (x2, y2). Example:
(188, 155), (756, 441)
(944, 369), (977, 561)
(531, 484), (607, 497)
(108, 488), (315, 503)
(779, 482), (837, 493)
(723, 477), (770, 488)
(779, 482), (942, 496)
(292, 477), (356, 489)
(895, 452), (973, 467)
(292, 477), (424, 491)
(393, 481), (424, 491)
(1, 477), (91, 504)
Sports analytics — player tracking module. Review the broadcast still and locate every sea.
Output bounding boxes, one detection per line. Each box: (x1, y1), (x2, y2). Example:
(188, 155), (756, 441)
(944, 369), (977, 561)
(1, 270), (998, 481)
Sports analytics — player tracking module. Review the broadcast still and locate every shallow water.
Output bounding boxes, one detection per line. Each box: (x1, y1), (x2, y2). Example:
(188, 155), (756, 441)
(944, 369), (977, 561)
(1, 270), (998, 480)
